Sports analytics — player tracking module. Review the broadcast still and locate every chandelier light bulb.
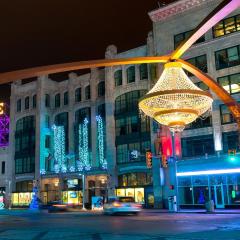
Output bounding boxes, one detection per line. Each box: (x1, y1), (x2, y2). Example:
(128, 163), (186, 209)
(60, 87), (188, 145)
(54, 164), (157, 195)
(139, 62), (213, 132)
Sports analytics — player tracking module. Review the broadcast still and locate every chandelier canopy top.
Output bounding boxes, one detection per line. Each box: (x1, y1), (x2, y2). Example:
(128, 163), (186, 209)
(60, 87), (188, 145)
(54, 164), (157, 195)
(139, 62), (213, 132)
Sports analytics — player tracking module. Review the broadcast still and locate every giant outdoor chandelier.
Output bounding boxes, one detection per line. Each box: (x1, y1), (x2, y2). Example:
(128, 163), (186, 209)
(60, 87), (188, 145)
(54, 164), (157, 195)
(0, 1), (239, 129)
(139, 62), (213, 132)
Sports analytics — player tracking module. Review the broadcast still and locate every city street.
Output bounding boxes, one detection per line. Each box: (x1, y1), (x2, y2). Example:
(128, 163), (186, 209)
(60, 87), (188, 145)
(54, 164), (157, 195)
(0, 210), (240, 239)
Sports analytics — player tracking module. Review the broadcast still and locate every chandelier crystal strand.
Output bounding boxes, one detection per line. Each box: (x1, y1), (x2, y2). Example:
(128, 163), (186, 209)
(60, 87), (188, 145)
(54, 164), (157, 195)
(139, 62), (213, 132)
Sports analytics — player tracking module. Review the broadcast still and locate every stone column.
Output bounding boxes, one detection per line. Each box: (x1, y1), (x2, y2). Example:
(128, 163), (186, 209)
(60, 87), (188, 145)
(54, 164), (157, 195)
(90, 68), (98, 167)
(105, 45), (118, 196)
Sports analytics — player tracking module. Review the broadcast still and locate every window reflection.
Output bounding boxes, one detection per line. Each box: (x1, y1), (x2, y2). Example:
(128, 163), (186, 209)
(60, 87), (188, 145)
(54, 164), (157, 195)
(213, 14), (240, 38)
(218, 73), (240, 94)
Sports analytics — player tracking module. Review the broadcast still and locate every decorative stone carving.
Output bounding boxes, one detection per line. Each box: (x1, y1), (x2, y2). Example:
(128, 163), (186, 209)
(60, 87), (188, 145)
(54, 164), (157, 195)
(149, 0), (217, 22)
(105, 45), (117, 59)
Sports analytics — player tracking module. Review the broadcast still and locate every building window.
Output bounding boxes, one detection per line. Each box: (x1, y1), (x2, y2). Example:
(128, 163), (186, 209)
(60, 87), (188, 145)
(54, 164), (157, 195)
(17, 99), (21, 112)
(139, 64), (148, 80)
(220, 104), (235, 124)
(185, 116), (212, 129)
(218, 73), (240, 94)
(174, 29), (205, 49)
(181, 135), (215, 158)
(116, 141), (150, 164)
(195, 81), (209, 91)
(98, 81), (105, 97)
(186, 55), (208, 75)
(55, 93), (60, 108)
(24, 97), (29, 110)
(45, 135), (50, 148)
(64, 92), (68, 105)
(45, 94), (50, 107)
(75, 88), (81, 102)
(127, 66), (135, 83)
(222, 131), (239, 153)
(15, 116), (35, 174)
(45, 115), (50, 128)
(115, 90), (146, 115)
(32, 94), (37, 108)
(215, 45), (240, 70)
(114, 70), (122, 86)
(1, 161), (5, 174)
(213, 14), (240, 38)
(118, 172), (152, 187)
(85, 85), (91, 100)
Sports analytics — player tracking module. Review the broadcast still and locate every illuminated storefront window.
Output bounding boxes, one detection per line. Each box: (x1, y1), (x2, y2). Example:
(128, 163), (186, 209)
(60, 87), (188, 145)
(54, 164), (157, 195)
(12, 192), (33, 206)
(62, 191), (82, 205)
(116, 187), (145, 204)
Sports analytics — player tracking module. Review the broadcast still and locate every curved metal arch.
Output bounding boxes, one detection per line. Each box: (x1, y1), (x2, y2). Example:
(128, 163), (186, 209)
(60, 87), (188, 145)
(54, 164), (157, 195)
(0, 56), (169, 85)
(171, 0), (240, 60)
(177, 59), (240, 124)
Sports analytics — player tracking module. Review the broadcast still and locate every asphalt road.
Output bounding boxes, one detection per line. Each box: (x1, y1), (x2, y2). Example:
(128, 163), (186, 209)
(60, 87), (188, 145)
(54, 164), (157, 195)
(0, 210), (240, 239)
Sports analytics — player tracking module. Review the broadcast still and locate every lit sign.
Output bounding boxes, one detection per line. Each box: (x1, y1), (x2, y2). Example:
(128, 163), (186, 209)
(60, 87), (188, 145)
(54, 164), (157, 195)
(177, 168), (240, 177)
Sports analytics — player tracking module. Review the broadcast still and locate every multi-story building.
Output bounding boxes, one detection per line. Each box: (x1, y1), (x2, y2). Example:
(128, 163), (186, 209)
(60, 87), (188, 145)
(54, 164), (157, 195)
(149, 0), (240, 208)
(6, 0), (240, 209)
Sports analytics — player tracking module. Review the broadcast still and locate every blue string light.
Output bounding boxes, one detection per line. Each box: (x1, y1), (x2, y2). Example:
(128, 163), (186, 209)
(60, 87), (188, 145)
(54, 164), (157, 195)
(53, 125), (66, 173)
(78, 118), (91, 171)
(96, 115), (107, 169)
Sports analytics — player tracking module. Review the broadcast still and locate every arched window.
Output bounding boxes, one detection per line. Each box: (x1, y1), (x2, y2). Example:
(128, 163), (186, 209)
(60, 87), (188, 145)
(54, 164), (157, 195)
(55, 93), (60, 108)
(15, 116), (35, 174)
(85, 85), (91, 100)
(32, 94), (37, 108)
(45, 94), (50, 107)
(98, 81), (105, 97)
(139, 64), (148, 80)
(64, 92), (69, 105)
(114, 70), (122, 86)
(75, 88), (81, 102)
(25, 97), (29, 110)
(127, 66), (135, 83)
(115, 90), (147, 115)
(17, 99), (21, 112)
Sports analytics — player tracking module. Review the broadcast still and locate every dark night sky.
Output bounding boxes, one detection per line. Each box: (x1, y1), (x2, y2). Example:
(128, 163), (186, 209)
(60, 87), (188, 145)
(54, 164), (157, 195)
(0, 0), (175, 101)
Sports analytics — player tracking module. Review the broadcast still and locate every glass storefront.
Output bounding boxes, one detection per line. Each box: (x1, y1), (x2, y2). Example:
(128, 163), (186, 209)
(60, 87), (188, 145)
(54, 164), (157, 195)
(178, 174), (240, 208)
(12, 192), (33, 206)
(116, 187), (145, 204)
(62, 191), (82, 205)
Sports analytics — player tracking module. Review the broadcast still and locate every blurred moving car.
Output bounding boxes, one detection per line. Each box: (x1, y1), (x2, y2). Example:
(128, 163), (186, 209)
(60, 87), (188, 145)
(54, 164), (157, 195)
(103, 196), (142, 215)
(48, 201), (68, 213)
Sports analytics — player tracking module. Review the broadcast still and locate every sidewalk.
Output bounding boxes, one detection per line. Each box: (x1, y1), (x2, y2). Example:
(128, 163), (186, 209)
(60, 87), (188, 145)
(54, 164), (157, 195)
(142, 208), (240, 214)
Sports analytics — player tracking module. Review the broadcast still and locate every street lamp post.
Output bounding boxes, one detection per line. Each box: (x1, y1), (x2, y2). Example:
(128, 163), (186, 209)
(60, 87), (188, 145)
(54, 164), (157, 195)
(171, 132), (179, 212)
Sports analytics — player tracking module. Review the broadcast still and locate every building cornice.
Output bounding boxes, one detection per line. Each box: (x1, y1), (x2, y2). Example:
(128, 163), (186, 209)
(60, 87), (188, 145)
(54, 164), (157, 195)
(149, 0), (217, 23)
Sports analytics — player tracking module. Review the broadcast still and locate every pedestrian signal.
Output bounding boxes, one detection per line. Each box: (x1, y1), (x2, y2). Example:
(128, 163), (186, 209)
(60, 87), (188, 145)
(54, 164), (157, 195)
(146, 151), (152, 168)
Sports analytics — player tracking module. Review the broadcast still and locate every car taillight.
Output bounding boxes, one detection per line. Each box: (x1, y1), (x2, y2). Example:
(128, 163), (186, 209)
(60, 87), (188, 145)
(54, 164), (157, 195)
(135, 204), (142, 208)
(113, 202), (121, 207)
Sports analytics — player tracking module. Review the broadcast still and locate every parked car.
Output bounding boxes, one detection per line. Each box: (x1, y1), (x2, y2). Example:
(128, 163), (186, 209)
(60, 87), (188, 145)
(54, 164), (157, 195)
(103, 196), (142, 215)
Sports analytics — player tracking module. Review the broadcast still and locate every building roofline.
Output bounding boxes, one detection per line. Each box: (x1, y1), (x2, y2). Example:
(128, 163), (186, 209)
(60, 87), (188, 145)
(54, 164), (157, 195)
(148, 0), (217, 23)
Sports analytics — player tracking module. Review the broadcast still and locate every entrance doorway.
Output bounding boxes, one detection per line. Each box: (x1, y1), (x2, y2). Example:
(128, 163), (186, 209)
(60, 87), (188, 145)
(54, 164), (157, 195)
(211, 185), (224, 208)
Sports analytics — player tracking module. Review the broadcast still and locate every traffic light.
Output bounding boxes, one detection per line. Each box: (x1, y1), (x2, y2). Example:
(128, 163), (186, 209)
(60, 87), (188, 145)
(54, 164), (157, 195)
(146, 151), (152, 168)
(162, 155), (168, 168)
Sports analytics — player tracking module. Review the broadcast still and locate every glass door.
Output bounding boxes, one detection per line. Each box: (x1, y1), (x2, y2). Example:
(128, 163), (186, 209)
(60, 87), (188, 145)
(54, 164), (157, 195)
(212, 185), (225, 208)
